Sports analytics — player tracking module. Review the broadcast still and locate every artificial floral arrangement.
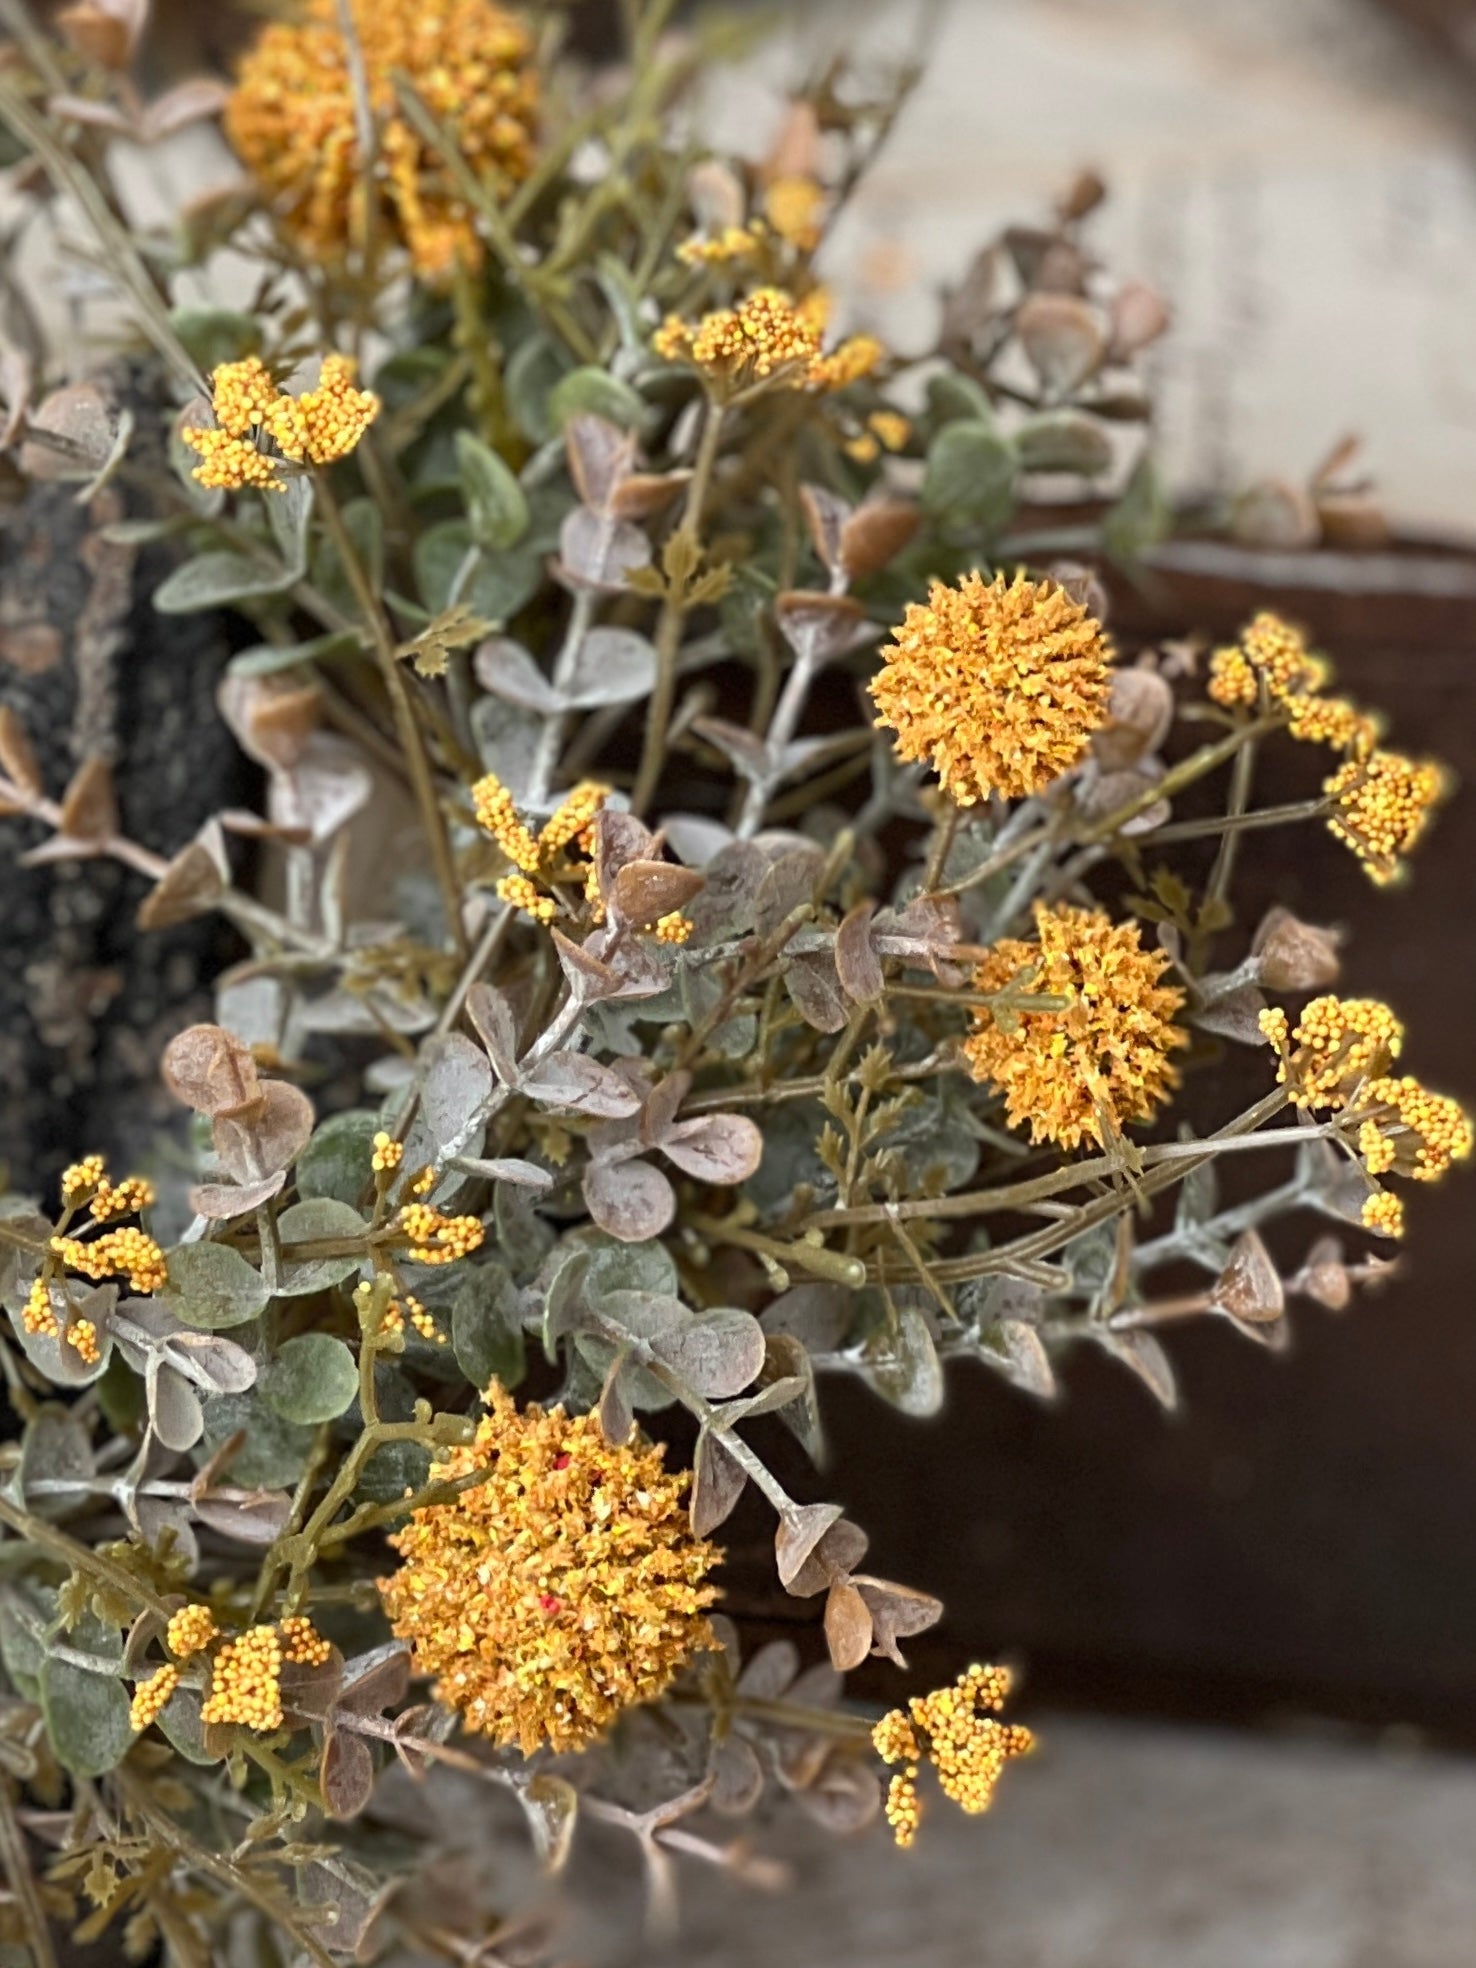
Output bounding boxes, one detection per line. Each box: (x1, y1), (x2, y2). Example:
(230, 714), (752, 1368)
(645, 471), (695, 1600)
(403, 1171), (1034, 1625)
(0, 0), (1468, 1959)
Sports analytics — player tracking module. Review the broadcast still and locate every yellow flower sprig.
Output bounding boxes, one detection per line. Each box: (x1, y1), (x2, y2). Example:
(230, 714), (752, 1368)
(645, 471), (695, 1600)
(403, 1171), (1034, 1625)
(183, 354), (380, 493)
(873, 1664), (1034, 1848)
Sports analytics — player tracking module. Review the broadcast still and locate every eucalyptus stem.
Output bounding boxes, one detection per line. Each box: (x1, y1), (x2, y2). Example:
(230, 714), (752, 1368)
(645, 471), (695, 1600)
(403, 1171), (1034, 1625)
(633, 397), (726, 816)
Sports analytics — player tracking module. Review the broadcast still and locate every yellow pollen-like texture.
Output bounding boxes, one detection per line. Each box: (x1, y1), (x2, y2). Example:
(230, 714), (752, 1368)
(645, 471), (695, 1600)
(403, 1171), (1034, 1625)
(1259, 996), (1404, 1110)
(129, 1665), (181, 1733)
(873, 1664), (1034, 1848)
(472, 772), (610, 926)
(964, 903), (1185, 1150)
(870, 572), (1113, 807)
(183, 354), (380, 492)
(380, 1382), (719, 1755)
(226, 0), (538, 284)
(397, 1202), (485, 1266)
(200, 1624), (285, 1733)
(166, 1605), (220, 1660)
(1324, 750), (1446, 886)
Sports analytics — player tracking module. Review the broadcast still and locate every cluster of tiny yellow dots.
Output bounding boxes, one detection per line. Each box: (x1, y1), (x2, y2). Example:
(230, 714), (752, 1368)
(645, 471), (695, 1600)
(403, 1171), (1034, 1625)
(871, 572), (1114, 807)
(21, 1278), (59, 1345)
(200, 1624), (284, 1733)
(58, 1154), (155, 1221)
(60, 1155), (106, 1207)
(67, 1318), (101, 1367)
(129, 1664), (180, 1734)
(654, 911), (694, 946)
(225, 0), (538, 285)
(166, 1605), (219, 1659)
(1324, 750), (1447, 886)
(873, 1665), (1034, 1849)
(183, 354), (380, 493)
(764, 174), (827, 250)
(279, 1616), (333, 1667)
(1209, 611), (1327, 711)
(371, 1129), (405, 1174)
(380, 1381), (718, 1755)
(654, 287), (823, 388)
(384, 1294), (448, 1345)
(397, 1201), (485, 1266)
(965, 903), (1186, 1151)
(472, 772), (609, 927)
(1357, 1077), (1473, 1181)
(50, 1226), (168, 1294)
(677, 223), (765, 267)
(1259, 996), (1404, 1111)
(1361, 1192), (1405, 1240)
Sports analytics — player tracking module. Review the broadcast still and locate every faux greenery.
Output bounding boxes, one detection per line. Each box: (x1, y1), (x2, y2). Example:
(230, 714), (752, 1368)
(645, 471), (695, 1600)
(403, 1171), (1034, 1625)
(0, 0), (1467, 1959)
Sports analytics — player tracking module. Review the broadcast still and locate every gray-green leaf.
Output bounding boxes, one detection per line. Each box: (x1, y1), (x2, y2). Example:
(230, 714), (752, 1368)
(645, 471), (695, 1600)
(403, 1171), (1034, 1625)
(158, 1242), (269, 1330)
(261, 1332), (359, 1424)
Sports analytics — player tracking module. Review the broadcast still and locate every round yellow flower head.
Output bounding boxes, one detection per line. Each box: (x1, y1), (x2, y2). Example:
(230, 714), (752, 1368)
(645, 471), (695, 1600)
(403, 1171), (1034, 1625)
(871, 572), (1113, 807)
(226, 0), (538, 285)
(1357, 1077), (1472, 1183)
(200, 1624), (284, 1734)
(166, 1604), (219, 1660)
(129, 1665), (180, 1734)
(1361, 1191), (1405, 1240)
(1259, 995), (1403, 1111)
(873, 1664), (1034, 1849)
(380, 1382), (719, 1754)
(963, 903), (1185, 1151)
(1208, 611), (1326, 710)
(1324, 749), (1447, 886)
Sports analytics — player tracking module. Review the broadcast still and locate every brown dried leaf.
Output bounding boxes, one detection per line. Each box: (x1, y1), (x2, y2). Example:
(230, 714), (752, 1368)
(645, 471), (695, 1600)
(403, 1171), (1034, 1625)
(1097, 1327), (1179, 1410)
(162, 1023), (260, 1116)
(799, 483), (850, 574)
(19, 382), (115, 479)
(1109, 280), (1171, 359)
(785, 1519), (871, 1598)
(583, 1156), (675, 1242)
(320, 1729), (375, 1822)
(465, 982), (520, 1081)
(772, 591), (870, 667)
(783, 950), (849, 1032)
(610, 470), (691, 520)
(598, 1352), (635, 1446)
(212, 1077), (315, 1181)
(1091, 667), (1175, 772)
(1294, 1236), (1352, 1312)
(136, 837), (226, 930)
(795, 1757), (881, 1834)
(691, 1427), (747, 1537)
(852, 1575), (944, 1666)
(1252, 906), (1342, 992)
(57, 755), (118, 845)
(188, 1170), (287, 1220)
(520, 1051), (642, 1118)
(822, 1580), (873, 1671)
(609, 858), (705, 929)
(564, 414), (637, 512)
(592, 806), (659, 894)
(774, 1501), (845, 1591)
(654, 1308), (766, 1399)
(0, 706), (42, 800)
(1211, 1229), (1285, 1338)
(839, 501), (920, 581)
(139, 76), (230, 142)
(217, 674), (322, 774)
(834, 900), (884, 1004)
(659, 1113), (763, 1185)
(1017, 292), (1106, 395)
(1231, 479), (1320, 550)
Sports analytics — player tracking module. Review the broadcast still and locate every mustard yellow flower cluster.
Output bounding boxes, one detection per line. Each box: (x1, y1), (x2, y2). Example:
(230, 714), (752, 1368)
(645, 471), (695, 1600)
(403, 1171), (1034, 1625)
(200, 1624), (285, 1732)
(873, 1665), (1034, 1849)
(371, 1130), (404, 1175)
(871, 572), (1114, 807)
(1324, 750), (1448, 887)
(60, 1155), (106, 1208)
(1209, 612), (1445, 882)
(226, 0), (538, 284)
(1258, 997), (1468, 1240)
(397, 1202), (485, 1266)
(653, 287), (882, 397)
(279, 1615), (334, 1667)
(184, 355), (380, 493)
(166, 1605), (220, 1659)
(472, 772), (611, 927)
(380, 1382), (719, 1755)
(383, 1293), (448, 1345)
(129, 1665), (180, 1734)
(845, 407), (912, 465)
(50, 1226), (167, 1295)
(964, 903), (1186, 1152)
(1258, 997), (1404, 1111)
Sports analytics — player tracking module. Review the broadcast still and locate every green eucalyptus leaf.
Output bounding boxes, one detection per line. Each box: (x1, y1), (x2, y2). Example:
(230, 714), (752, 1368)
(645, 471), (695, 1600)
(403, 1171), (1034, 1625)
(921, 420), (1017, 525)
(273, 1198), (367, 1295)
(505, 335), (573, 445)
(158, 1242), (269, 1331)
(198, 1390), (316, 1488)
(451, 1260), (526, 1391)
(154, 549), (298, 614)
(354, 1438), (432, 1504)
(1015, 408), (1114, 475)
(297, 1110), (379, 1207)
(40, 1656), (132, 1777)
(261, 1333), (359, 1424)
(547, 366), (645, 434)
(313, 494), (384, 616)
(455, 431), (529, 550)
(414, 519), (542, 622)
